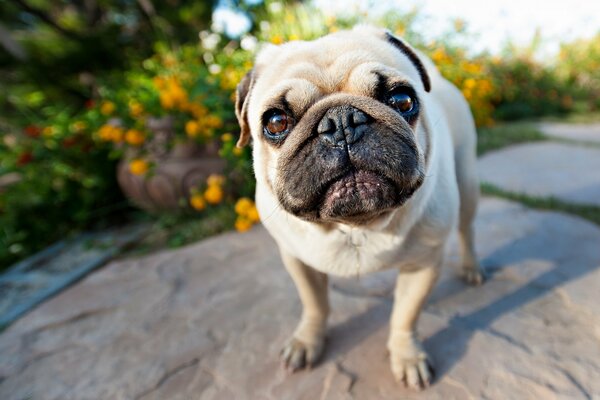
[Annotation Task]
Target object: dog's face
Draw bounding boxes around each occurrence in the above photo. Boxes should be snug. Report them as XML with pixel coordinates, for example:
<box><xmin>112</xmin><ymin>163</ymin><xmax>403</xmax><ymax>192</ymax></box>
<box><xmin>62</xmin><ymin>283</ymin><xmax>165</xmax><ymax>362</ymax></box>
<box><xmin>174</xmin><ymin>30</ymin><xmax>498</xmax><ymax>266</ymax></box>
<box><xmin>236</xmin><ymin>27</ymin><xmax>432</xmax><ymax>225</ymax></box>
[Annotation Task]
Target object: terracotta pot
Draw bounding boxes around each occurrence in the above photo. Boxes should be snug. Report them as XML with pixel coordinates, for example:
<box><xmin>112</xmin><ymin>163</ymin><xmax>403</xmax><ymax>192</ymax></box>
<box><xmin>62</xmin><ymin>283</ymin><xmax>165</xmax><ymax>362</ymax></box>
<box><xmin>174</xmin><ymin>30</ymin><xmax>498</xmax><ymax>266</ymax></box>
<box><xmin>117</xmin><ymin>116</ymin><xmax>226</xmax><ymax>212</ymax></box>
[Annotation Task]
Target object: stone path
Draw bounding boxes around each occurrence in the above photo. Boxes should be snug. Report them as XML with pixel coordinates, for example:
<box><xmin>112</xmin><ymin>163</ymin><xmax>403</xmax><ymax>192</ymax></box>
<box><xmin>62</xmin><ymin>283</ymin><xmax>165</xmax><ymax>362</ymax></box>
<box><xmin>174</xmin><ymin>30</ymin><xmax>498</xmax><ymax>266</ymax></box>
<box><xmin>0</xmin><ymin>225</ymin><xmax>147</xmax><ymax>328</ymax></box>
<box><xmin>478</xmin><ymin>141</ymin><xmax>600</xmax><ymax>206</ymax></box>
<box><xmin>1</xmin><ymin>123</ymin><xmax>600</xmax><ymax>399</ymax></box>
<box><xmin>538</xmin><ymin>122</ymin><xmax>600</xmax><ymax>144</ymax></box>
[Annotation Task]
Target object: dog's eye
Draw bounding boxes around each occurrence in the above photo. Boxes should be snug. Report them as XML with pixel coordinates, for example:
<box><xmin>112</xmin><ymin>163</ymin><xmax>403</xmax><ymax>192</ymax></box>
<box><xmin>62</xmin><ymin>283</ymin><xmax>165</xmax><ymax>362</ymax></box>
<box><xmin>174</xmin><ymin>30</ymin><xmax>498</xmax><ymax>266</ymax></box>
<box><xmin>263</xmin><ymin>109</ymin><xmax>291</xmax><ymax>140</ymax></box>
<box><xmin>389</xmin><ymin>92</ymin><xmax>415</xmax><ymax>114</ymax></box>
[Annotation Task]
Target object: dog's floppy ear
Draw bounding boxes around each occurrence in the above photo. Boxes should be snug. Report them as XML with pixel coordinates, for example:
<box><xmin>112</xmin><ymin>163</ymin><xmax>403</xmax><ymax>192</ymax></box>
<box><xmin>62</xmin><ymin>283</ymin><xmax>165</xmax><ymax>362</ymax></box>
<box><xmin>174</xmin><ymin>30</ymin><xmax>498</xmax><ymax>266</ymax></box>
<box><xmin>384</xmin><ymin>31</ymin><xmax>431</xmax><ymax>92</ymax></box>
<box><xmin>235</xmin><ymin>69</ymin><xmax>256</xmax><ymax>147</ymax></box>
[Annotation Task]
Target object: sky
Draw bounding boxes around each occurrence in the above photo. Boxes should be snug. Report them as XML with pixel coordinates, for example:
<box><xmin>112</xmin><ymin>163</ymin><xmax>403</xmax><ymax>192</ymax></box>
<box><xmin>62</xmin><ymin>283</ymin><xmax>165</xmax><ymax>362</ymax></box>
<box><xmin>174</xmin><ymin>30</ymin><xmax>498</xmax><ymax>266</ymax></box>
<box><xmin>213</xmin><ymin>0</ymin><xmax>600</xmax><ymax>58</ymax></box>
<box><xmin>314</xmin><ymin>0</ymin><xmax>600</xmax><ymax>56</ymax></box>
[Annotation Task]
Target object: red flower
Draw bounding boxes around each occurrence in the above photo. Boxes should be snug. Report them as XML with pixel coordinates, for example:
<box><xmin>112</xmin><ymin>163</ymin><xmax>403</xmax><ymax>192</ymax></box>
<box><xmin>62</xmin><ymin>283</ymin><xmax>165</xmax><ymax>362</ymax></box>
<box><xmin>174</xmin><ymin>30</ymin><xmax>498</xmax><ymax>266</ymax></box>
<box><xmin>16</xmin><ymin>152</ymin><xmax>34</xmax><ymax>166</ymax></box>
<box><xmin>24</xmin><ymin>125</ymin><xmax>41</xmax><ymax>138</ymax></box>
<box><xmin>62</xmin><ymin>136</ymin><xmax>78</xmax><ymax>148</ymax></box>
<box><xmin>85</xmin><ymin>99</ymin><xmax>95</xmax><ymax>109</ymax></box>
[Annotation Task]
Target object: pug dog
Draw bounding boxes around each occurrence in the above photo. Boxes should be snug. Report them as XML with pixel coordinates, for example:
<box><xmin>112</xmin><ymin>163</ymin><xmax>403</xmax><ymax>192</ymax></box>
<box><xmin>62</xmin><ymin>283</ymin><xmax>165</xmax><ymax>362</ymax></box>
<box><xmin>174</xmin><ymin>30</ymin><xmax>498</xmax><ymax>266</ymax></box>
<box><xmin>234</xmin><ymin>25</ymin><xmax>484</xmax><ymax>390</ymax></box>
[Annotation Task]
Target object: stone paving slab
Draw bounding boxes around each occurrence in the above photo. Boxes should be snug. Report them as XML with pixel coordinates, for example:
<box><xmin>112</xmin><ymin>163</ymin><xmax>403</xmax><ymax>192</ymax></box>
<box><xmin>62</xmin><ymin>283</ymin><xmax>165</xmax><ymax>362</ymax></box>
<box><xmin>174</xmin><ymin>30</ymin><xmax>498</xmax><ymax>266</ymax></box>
<box><xmin>0</xmin><ymin>225</ymin><xmax>147</xmax><ymax>328</ymax></box>
<box><xmin>1</xmin><ymin>197</ymin><xmax>600</xmax><ymax>399</ymax></box>
<box><xmin>538</xmin><ymin>122</ymin><xmax>600</xmax><ymax>144</ymax></box>
<box><xmin>478</xmin><ymin>141</ymin><xmax>600</xmax><ymax>206</ymax></box>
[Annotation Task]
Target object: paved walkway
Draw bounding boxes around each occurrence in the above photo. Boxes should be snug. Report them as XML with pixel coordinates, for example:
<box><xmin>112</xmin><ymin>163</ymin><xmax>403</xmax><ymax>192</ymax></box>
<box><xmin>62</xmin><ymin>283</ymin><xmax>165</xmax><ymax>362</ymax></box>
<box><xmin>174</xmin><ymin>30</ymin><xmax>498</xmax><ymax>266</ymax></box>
<box><xmin>1</xmin><ymin>123</ymin><xmax>600</xmax><ymax>399</ymax></box>
<box><xmin>478</xmin><ymin>141</ymin><xmax>600</xmax><ymax>206</ymax></box>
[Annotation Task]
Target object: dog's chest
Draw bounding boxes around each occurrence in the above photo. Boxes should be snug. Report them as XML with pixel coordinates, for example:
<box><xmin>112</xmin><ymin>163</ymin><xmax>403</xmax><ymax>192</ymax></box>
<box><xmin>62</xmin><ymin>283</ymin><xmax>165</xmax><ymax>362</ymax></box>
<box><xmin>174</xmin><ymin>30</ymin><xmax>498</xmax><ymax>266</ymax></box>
<box><xmin>283</xmin><ymin>223</ymin><xmax>411</xmax><ymax>276</ymax></box>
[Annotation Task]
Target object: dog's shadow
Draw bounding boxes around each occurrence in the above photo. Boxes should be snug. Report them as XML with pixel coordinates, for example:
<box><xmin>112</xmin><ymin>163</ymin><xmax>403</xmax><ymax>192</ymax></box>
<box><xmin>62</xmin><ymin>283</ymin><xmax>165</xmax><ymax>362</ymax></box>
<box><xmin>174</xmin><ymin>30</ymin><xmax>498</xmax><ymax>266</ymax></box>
<box><xmin>320</xmin><ymin>212</ymin><xmax>600</xmax><ymax>382</ymax></box>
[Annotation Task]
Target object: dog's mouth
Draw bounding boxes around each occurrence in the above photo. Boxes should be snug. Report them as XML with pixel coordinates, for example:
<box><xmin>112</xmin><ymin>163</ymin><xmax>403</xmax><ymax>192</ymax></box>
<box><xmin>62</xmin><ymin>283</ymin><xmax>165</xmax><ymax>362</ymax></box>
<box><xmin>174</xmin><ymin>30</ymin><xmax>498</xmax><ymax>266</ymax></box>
<box><xmin>318</xmin><ymin>169</ymin><xmax>408</xmax><ymax>223</ymax></box>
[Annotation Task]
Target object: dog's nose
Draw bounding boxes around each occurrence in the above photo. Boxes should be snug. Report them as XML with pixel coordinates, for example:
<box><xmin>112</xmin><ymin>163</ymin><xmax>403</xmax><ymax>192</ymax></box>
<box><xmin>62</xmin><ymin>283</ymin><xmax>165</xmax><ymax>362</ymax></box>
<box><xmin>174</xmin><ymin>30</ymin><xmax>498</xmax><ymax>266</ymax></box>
<box><xmin>317</xmin><ymin>106</ymin><xmax>369</xmax><ymax>147</ymax></box>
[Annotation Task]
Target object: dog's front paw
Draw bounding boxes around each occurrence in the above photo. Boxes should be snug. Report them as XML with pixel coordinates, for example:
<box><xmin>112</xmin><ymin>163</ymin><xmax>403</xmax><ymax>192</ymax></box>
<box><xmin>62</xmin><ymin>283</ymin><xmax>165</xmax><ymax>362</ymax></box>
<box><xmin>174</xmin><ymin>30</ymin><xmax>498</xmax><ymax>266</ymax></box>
<box><xmin>389</xmin><ymin>334</ymin><xmax>434</xmax><ymax>390</ymax></box>
<box><xmin>280</xmin><ymin>336</ymin><xmax>325</xmax><ymax>372</ymax></box>
<box><xmin>461</xmin><ymin>264</ymin><xmax>485</xmax><ymax>286</ymax></box>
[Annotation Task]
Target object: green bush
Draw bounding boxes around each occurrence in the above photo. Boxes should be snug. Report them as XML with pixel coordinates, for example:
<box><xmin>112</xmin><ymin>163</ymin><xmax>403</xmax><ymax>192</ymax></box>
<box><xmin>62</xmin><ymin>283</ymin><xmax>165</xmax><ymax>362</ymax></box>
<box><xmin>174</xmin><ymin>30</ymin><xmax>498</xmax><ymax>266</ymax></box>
<box><xmin>0</xmin><ymin>106</ymin><xmax>124</xmax><ymax>268</ymax></box>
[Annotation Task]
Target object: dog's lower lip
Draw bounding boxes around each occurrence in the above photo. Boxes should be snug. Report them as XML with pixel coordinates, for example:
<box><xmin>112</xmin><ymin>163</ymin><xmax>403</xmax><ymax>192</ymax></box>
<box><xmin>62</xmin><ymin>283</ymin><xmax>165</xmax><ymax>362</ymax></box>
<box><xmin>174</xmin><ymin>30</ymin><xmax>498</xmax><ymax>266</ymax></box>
<box><xmin>322</xmin><ymin>170</ymin><xmax>390</xmax><ymax>209</ymax></box>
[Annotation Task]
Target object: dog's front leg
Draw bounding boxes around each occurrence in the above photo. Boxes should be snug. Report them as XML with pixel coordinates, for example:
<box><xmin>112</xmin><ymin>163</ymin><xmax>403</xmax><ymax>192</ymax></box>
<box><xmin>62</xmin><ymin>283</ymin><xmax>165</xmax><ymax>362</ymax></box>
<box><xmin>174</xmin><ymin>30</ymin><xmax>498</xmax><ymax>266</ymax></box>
<box><xmin>388</xmin><ymin>249</ymin><xmax>442</xmax><ymax>390</ymax></box>
<box><xmin>279</xmin><ymin>250</ymin><xmax>329</xmax><ymax>372</ymax></box>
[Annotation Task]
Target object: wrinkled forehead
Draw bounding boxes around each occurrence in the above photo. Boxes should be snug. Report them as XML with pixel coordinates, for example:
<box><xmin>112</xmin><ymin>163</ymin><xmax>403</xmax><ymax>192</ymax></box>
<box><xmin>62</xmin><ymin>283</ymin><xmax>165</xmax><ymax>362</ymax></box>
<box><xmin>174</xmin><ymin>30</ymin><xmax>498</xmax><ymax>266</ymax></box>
<box><xmin>251</xmin><ymin>31</ymin><xmax>423</xmax><ymax>117</ymax></box>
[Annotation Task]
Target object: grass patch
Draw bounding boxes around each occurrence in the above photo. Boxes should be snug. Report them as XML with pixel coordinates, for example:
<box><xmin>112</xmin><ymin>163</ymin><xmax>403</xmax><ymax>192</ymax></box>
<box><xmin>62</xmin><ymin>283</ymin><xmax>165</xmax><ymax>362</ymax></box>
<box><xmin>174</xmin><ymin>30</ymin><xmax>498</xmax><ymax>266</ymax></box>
<box><xmin>121</xmin><ymin>205</ymin><xmax>236</xmax><ymax>258</ymax></box>
<box><xmin>477</xmin><ymin>123</ymin><xmax>548</xmax><ymax>155</ymax></box>
<box><xmin>538</xmin><ymin>111</ymin><xmax>600</xmax><ymax>124</ymax></box>
<box><xmin>481</xmin><ymin>182</ymin><xmax>600</xmax><ymax>226</ymax></box>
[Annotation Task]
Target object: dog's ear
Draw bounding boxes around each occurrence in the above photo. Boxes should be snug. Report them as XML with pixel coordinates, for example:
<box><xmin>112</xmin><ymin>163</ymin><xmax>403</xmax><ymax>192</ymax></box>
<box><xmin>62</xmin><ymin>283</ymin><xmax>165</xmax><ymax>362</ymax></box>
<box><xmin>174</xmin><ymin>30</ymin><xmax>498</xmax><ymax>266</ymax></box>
<box><xmin>384</xmin><ymin>31</ymin><xmax>431</xmax><ymax>92</ymax></box>
<box><xmin>235</xmin><ymin>69</ymin><xmax>256</xmax><ymax>147</ymax></box>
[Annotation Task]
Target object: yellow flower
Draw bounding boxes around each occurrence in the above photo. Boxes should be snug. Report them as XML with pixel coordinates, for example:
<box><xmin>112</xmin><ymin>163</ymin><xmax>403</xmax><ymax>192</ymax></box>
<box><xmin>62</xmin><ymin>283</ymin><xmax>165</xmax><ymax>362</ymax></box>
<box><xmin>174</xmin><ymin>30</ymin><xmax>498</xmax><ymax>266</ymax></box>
<box><xmin>129</xmin><ymin>159</ymin><xmax>149</xmax><ymax>175</ymax></box>
<box><xmin>463</xmin><ymin>78</ymin><xmax>476</xmax><ymax>90</ymax></box>
<box><xmin>233</xmin><ymin>147</ymin><xmax>243</xmax><ymax>156</ymax></box>
<box><xmin>188</xmin><ymin>103</ymin><xmax>208</xmax><ymax>118</ymax></box>
<box><xmin>185</xmin><ymin>120</ymin><xmax>200</xmax><ymax>137</ymax></box>
<box><xmin>247</xmin><ymin>206</ymin><xmax>260</xmax><ymax>223</ymax></box>
<box><xmin>160</xmin><ymin>92</ymin><xmax>175</xmax><ymax>109</ymax></box>
<box><xmin>288</xmin><ymin>34</ymin><xmax>299</xmax><ymax>41</ymax></box>
<box><xmin>204</xmin><ymin>185</ymin><xmax>224</xmax><ymax>204</ymax></box>
<box><xmin>100</xmin><ymin>101</ymin><xmax>116</xmax><ymax>116</ymax></box>
<box><xmin>205</xmin><ymin>115</ymin><xmax>223</xmax><ymax>129</ymax></box>
<box><xmin>234</xmin><ymin>197</ymin><xmax>254</xmax><ymax>215</ymax></box>
<box><xmin>190</xmin><ymin>194</ymin><xmax>206</xmax><ymax>211</ymax></box>
<box><xmin>42</xmin><ymin>126</ymin><xmax>56</xmax><ymax>137</ymax></box>
<box><xmin>72</xmin><ymin>121</ymin><xmax>87</xmax><ymax>133</ymax></box>
<box><xmin>163</xmin><ymin>54</ymin><xmax>177</xmax><ymax>68</ymax></box>
<box><xmin>125</xmin><ymin>129</ymin><xmax>145</xmax><ymax>146</ymax></box>
<box><xmin>129</xmin><ymin>102</ymin><xmax>144</xmax><ymax>118</ymax></box>
<box><xmin>235</xmin><ymin>216</ymin><xmax>253</xmax><ymax>233</ymax></box>
<box><xmin>98</xmin><ymin>125</ymin><xmax>113</xmax><ymax>141</ymax></box>
<box><xmin>207</xmin><ymin>174</ymin><xmax>225</xmax><ymax>187</ymax></box>
<box><xmin>221</xmin><ymin>133</ymin><xmax>233</xmax><ymax>142</ymax></box>
<box><xmin>271</xmin><ymin>35</ymin><xmax>283</xmax><ymax>45</ymax></box>
<box><xmin>111</xmin><ymin>127</ymin><xmax>124</xmax><ymax>143</ymax></box>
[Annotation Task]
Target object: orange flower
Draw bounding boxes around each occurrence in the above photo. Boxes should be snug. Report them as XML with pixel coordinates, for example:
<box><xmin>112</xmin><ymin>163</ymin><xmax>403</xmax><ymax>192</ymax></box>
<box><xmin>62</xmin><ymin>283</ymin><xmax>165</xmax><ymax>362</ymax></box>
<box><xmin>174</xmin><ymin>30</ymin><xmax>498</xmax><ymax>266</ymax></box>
<box><xmin>129</xmin><ymin>102</ymin><xmax>144</xmax><ymax>118</ymax></box>
<box><xmin>129</xmin><ymin>159</ymin><xmax>149</xmax><ymax>175</ymax></box>
<box><xmin>100</xmin><ymin>101</ymin><xmax>116</xmax><ymax>116</ymax></box>
<box><xmin>247</xmin><ymin>206</ymin><xmax>260</xmax><ymax>223</ymax></box>
<box><xmin>271</xmin><ymin>35</ymin><xmax>283</xmax><ymax>45</ymax></box>
<box><xmin>235</xmin><ymin>216</ymin><xmax>253</xmax><ymax>233</ymax></box>
<box><xmin>125</xmin><ymin>129</ymin><xmax>145</xmax><ymax>146</ymax></box>
<box><xmin>234</xmin><ymin>197</ymin><xmax>254</xmax><ymax>215</ymax></box>
<box><xmin>185</xmin><ymin>120</ymin><xmax>200</xmax><ymax>138</ymax></box>
<box><xmin>190</xmin><ymin>194</ymin><xmax>206</xmax><ymax>211</ymax></box>
<box><xmin>207</xmin><ymin>174</ymin><xmax>225</xmax><ymax>187</ymax></box>
<box><xmin>204</xmin><ymin>185</ymin><xmax>224</xmax><ymax>204</ymax></box>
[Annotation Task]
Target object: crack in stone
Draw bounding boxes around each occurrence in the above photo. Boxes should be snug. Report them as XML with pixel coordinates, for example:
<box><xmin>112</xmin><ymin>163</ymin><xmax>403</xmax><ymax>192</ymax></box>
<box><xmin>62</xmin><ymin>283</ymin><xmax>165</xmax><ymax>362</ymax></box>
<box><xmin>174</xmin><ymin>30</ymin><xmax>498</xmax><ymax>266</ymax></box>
<box><xmin>484</xmin><ymin>327</ymin><xmax>533</xmax><ymax>354</ymax></box>
<box><xmin>134</xmin><ymin>357</ymin><xmax>200</xmax><ymax>400</ymax></box>
<box><xmin>319</xmin><ymin>360</ymin><xmax>357</xmax><ymax>400</ymax></box>
<box><xmin>0</xmin><ymin>344</ymin><xmax>81</xmax><ymax>383</ymax></box>
<box><xmin>556</xmin><ymin>367</ymin><xmax>592</xmax><ymax>400</ymax></box>
<box><xmin>132</xmin><ymin>329</ymin><xmax>226</xmax><ymax>400</ymax></box>
<box><xmin>23</xmin><ymin>307</ymin><xmax>117</xmax><ymax>340</ymax></box>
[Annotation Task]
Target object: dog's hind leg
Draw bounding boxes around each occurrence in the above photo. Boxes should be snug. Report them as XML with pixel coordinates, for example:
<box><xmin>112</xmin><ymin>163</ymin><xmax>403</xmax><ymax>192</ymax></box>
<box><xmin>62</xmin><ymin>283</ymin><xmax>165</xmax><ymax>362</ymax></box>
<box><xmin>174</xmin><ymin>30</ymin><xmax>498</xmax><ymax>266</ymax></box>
<box><xmin>454</xmin><ymin>125</ymin><xmax>485</xmax><ymax>286</ymax></box>
<box><xmin>279</xmin><ymin>250</ymin><xmax>329</xmax><ymax>372</ymax></box>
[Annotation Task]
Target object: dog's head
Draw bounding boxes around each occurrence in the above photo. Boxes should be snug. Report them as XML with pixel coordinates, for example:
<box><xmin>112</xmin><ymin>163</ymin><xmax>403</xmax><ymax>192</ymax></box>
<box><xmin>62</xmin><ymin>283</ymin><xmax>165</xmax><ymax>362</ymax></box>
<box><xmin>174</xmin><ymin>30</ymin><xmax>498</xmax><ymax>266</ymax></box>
<box><xmin>236</xmin><ymin>26</ymin><xmax>432</xmax><ymax>225</ymax></box>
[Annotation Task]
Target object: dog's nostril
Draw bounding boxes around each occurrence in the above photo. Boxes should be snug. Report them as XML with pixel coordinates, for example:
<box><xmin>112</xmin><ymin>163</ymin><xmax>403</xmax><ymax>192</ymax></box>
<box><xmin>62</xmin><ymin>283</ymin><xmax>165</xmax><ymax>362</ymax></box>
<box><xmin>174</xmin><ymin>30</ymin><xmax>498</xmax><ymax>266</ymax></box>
<box><xmin>317</xmin><ymin>117</ymin><xmax>335</xmax><ymax>135</ymax></box>
<box><xmin>351</xmin><ymin>110</ymin><xmax>368</xmax><ymax>127</ymax></box>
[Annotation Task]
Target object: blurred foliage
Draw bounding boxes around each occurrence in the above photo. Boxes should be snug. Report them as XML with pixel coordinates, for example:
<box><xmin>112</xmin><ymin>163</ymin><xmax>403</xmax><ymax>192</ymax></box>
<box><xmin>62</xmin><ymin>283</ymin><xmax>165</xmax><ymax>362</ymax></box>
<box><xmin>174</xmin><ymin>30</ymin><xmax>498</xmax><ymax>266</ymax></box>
<box><xmin>0</xmin><ymin>0</ymin><xmax>218</xmax><ymax>120</ymax></box>
<box><xmin>1</xmin><ymin>0</ymin><xmax>599</xmax><ymax>268</ymax></box>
